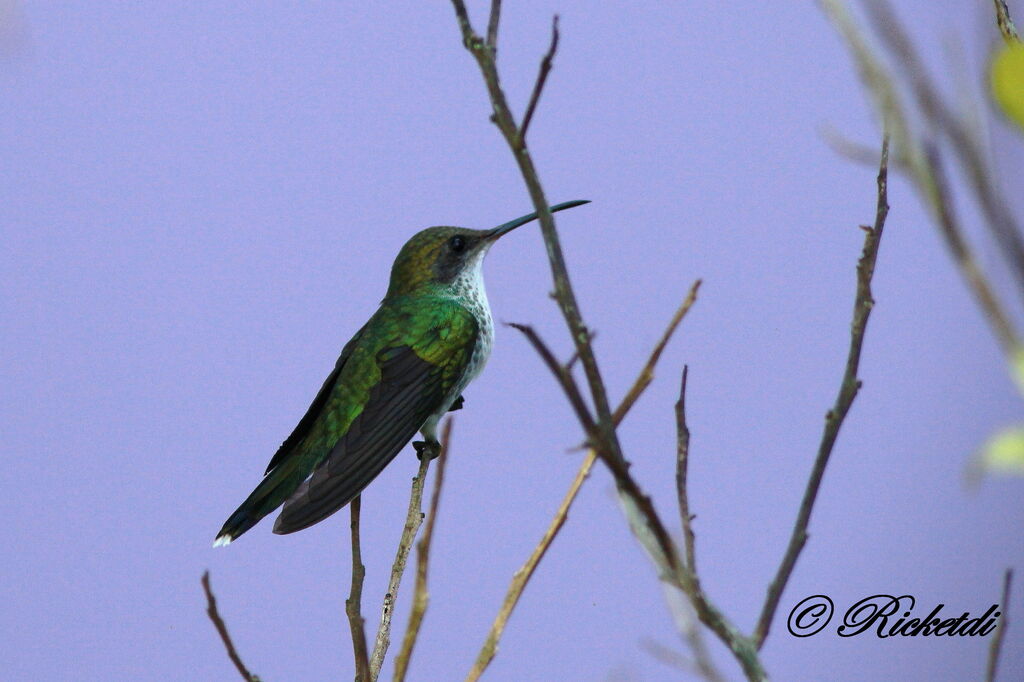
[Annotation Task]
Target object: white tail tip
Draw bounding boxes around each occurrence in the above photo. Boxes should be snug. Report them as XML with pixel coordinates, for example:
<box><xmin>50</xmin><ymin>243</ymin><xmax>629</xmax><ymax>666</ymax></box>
<box><xmin>212</xmin><ymin>534</ymin><xmax>233</xmax><ymax>548</ymax></box>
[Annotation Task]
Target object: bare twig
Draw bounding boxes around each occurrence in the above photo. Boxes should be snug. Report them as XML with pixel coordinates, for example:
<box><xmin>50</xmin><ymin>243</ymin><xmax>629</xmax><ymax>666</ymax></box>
<box><xmin>202</xmin><ymin>572</ymin><xmax>261</xmax><ymax>682</ymax></box>
<box><xmin>368</xmin><ymin>455</ymin><xmax>432</xmax><ymax>680</ymax></box>
<box><xmin>448</xmin><ymin>0</ymin><xmax>627</xmax><ymax>477</ymax></box>
<box><xmin>675</xmin><ymin>366</ymin><xmax>696</xmax><ymax>573</ymax></box>
<box><xmin>519</xmin><ymin>16</ymin><xmax>560</xmax><ymax>142</ymax></box>
<box><xmin>486</xmin><ymin>0</ymin><xmax>501</xmax><ymax>49</ymax></box>
<box><xmin>616</xmin><ymin>281</ymin><xmax>702</xmax><ymax>420</ymax></box>
<box><xmin>464</xmin><ymin>449</ymin><xmax>596</xmax><ymax>682</ymax></box>
<box><xmin>346</xmin><ymin>497</ymin><xmax>370</xmax><ymax>681</ymax></box>
<box><xmin>985</xmin><ymin>568</ymin><xmax>1014</xmax><ymax>682</ymax></box>
<box><xmin>470</xmin><ymin>287</ymin><xmax>703</xmax><ymax>680</ymax></box>
<box><xmin>393</xmin><ymin>419</ymin><xmax>453</xmax><ymax>682</ymax></box>
<box><xmin>993</xmin><ymin>0</ymin><xmax>1020</xmax><ymax>43</ymax></box>
<box><xmin>755</xmin><ymin>134</ymin><xmax>890</xmax><ymax>648</ymax></box>
<box><xmin>508</xmin><ymin>322</ymin><xmax>597</xmax><ymax>434</ymax></box>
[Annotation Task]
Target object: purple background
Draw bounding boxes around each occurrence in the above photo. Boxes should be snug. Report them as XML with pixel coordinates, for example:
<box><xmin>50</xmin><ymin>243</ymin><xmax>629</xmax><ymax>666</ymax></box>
<box><xmin>3</xmin><ymin>2</ymin><xmax>1023</xmax><ymax>680</ymax></box>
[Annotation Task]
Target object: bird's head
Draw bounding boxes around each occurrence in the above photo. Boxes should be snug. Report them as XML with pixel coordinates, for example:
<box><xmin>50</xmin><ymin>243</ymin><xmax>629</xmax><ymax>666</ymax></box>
<box><xmin>384</xmin><ymin>200</ymin><xmax>589</xmax><ymax>297</ymax></box>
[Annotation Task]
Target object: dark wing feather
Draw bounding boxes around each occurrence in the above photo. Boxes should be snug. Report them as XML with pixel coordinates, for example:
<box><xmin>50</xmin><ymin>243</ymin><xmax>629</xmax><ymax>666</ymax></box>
<box><xmin>263</xmin><ymin>325</ymin><xmax>366</xmax><ymax>475</ymax></box>
<box><xmin>272</xmin><ymin>329</ymin><xmax>475</xmax><ymax>534</ymax></box>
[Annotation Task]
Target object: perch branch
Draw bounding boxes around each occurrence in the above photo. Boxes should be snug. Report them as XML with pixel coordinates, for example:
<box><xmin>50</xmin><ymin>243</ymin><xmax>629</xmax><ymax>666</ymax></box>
<box><xmin>346</xmin><ymin>497</ymin><xmax>370</xmax><ymax>681</ymax></box>
<box><xmin>368</xmin><ymin>453</ymin><xmax>432</xmax><ymax>679</ymax></box>
<box><xmin>393</xmin><ymin>419</ymin><xmax>453</xmax><ymax>681</ymax></box>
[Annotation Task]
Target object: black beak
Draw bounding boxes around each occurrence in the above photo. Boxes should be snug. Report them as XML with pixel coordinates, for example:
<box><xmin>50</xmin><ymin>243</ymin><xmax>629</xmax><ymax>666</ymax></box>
<box><xmin>484</xmin><ymin>199</ymin><xmax>590</xmax><ymax>240</ymax></box>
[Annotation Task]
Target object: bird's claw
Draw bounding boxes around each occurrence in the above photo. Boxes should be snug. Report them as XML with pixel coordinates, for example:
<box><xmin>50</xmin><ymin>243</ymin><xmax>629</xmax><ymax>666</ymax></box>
<box><xmin>448</xmin><ymin>394</ymin><xmax>464</xmax><ymax>412</ymax></box>
<box><xmin>413</xmin><ymin>439</ymin><xmax>441</xmax><ymax>461</ymax></box>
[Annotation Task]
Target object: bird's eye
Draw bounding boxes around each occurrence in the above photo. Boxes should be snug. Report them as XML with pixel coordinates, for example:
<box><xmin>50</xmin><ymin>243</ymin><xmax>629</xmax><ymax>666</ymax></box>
<box><xmin>448</xmin><ymin>235</ymin><xmax>467</xmax><ymax>253</ymax></box>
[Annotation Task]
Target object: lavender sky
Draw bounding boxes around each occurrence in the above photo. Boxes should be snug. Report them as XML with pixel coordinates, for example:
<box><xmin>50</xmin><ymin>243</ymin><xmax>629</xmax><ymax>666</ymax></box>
<box><xmin>3</xmin><ymin>2</ymin><xmax>1023</xmax><ymax>680</ymax></box>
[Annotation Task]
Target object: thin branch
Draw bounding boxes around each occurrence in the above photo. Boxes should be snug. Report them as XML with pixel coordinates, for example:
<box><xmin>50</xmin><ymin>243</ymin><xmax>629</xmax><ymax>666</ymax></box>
<box><xmin>985</xmin><ymin>568</ymin><xmax>1014</xmax><ymax>682</ymax></box>
<box><xmin>466</xmin><ymin>450</ymin><xmax>597</xmax><ymax>682</ymax></box>
<box><xmin>448</xmin><ymin>0</ymin><xmax>627</xmax><ymax>479</ymax></box>
<box><xmin>445</xmin><ymin>6</ymin><xmax>764</xmax><ymax>677</ymax></box>
<box><xmin>993</xmin><ymin>0</ymin><xmax>1020</xmax><ymax>43</ymax></box>
<box><xmin>202</xmin><ymin>572</ymin><xmax>261</xmax><ymax>682</ymax></box>
<box><xmin>923</xmin><ymin>142</ymin><xmax>1020</xmax><ymax>353</ymax></box>
<box><xmin>368</xmin><ymin>454</ymin><xmax>432</xmax><ymax>680</ymax></box>
<box><xmin>616</xmin><ymin>281</ymin><xmax>701</xmax><ymax>420</ymax></box>
<box><xmin>486</xmin><ymin>0</ymin><xmax>501</xmax><ymax>49</ymax></box>
<box><xmin>675</xmin><ymin>366</ymin><xmax>696</xmax><ymax>573</ymax></box>
<box><xmin>519</xmin><ymin>15</ymin><xmax>560</xmax><ymax>142</ymax></box>
<box><xmin>346</xmin><ymin>497</ymin><xmax>370</xmax><ymax>682</ymax></box>
<box><xmin>755</xmin><ymin>134</ymin><xmax>890</xmax><ymax>648</ymax></box>
<box><xmin>393</xmin><ymin>419</ymin><xmax>453</xmax><ymax>682</ymax></box>
<box><xmin>470</xmin><ymin>287</ymin><xmax>703</xmax><ymax>680</ymax></box>
<box><xmin>507</xmin><ymin>322</ymin><xmax>598</xmax><ymax>434</ymax></box>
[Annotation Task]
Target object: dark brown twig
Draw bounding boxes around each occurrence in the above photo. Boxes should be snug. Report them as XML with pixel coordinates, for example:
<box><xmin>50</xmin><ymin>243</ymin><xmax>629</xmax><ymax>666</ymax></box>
<box><xmin>507</xmin><ymin>322</ymin><xmax>597</xmax><ymax>434</ymax></box>
<box><xmin>519</xmin><ymin>16</ymin><xmax>560</xmax><ymax>142</ymax></box>
<box><xmin>675</xmin><ymin>366</ymin><xmax>696</xmax><ymax>573</ymax></box>
<box><xmin>202</xmin><ymin>571</ymin><xmax>261</xmax><ymax>682</ymax></box>
<box><xmin>346</xmin><ymin>497</ymin><xmax>370</xmax><ymax>681</ymax></box>
<box><xmin>985</xmin><ymin>568</ymin><xmax>1014</xmax><ymax>682</ymax></box>
<box><xmin>486</xmin><ymin>0</ymin><xmax>501</xmax><ymax>49</ymax></box>
<box><xmin>755</xmin><ymin>134</ymin><xmax>890</xmax><ymax>648</ymax></box>
<box><xmin>369</xmin><ymin>454</ymin><xmax>432</xmax><ymax>679</ymax></box>
<box><xmin>393</xmin><ymin>419</ymin><xmax>453</xmax><ymax>681</ymax></box>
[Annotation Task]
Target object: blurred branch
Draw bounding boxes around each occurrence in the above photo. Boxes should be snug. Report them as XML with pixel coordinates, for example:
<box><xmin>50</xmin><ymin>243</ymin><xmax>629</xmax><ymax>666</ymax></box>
<box><xmin>993</xmin><ymin>0</ymin><xmax>1020</xmax><ymax>43</ymax></box>
<box><xmin>202</xmin><ymin>571</ymin><xmax>262</xmax><ymax>682</ymax></box>
<box><xmin>755</xmin><ymin>134</ymin><xmax>890</xmax><ymax>648</ymax></box>
<box><xmin>393</xmin><ymin>419</ymin><xmax>453</xmax><ymax>682</ymax></box>
<box><xmin>368</xmin><ymin>453</ymin><xmax>433</xmax><ymax>679</ymax></box>
<box><xmin>985</xmin><ymin>568</ymin><xmax>1014</xmax><ymax>682</ymax></box>
<box><xmin>865</xmin><ymin>0</ymin><xmax>1024</xmax><ymax>300</ymax></box>
<box><xmin>819</xmin><ymin>0</ymin><xmax>1022</xmax><ymax>354</ymax></box>
<box><xmin>469</xmin><ymin>283</ymin><xmax>702</xmax><ymax>681</ymax></box>
<box><xmin>345</xmin><ymin>497</ymin><xmax>370</xmax><ymax>681</ymax></box>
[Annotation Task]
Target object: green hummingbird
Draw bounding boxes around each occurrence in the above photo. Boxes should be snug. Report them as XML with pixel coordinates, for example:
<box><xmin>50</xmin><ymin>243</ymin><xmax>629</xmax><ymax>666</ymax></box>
<box><xmin>214</xmin><ymin>200</ymin><xmax>589</xmax><ymax>546</ymax></box>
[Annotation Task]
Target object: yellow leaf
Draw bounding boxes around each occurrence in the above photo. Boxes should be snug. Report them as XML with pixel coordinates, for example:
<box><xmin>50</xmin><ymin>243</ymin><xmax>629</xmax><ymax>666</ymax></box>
<box><xmin>978</xmin><ymin>426</ymin><xmax>1024</xmax><ymax>476</ymax></box>
<box><xmin>991</xmin><ymin>43</ymin><xmax>1024</xmax><ymax>130</ymax></box>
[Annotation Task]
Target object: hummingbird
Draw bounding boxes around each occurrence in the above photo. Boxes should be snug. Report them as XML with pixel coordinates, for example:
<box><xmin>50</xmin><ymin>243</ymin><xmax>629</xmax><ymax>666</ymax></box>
<box><xmin>214</xmin><ymin>199</ymin><xmax>589</xmax><ymax>546</ymax></box>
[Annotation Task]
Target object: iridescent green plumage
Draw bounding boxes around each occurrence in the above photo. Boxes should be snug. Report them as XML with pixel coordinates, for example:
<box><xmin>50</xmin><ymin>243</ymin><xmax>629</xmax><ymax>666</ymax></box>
<box><xmin>214</xmin><ymin>200</ymin><xmax>588</xmax><ymax>545</ymax></box>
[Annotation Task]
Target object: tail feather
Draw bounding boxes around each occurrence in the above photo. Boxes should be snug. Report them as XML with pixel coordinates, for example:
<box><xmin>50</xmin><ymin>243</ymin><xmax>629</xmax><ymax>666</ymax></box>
<box><xmin>213</xmin><ymin>458</ymin><xmax>308</xmax><ymax>546</ymax></box>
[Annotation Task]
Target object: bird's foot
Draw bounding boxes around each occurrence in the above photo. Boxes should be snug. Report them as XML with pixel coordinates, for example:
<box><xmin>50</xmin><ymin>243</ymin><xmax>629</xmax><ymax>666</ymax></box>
<box><xmin>413</xmin><ymin>439</ymin><xmax>441</xmax><ymax>461</ymax></box>
<box><xmin>448</xmin><ymin>394</ymin><xmax>464</xmax><ymax>412</ymax></box>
